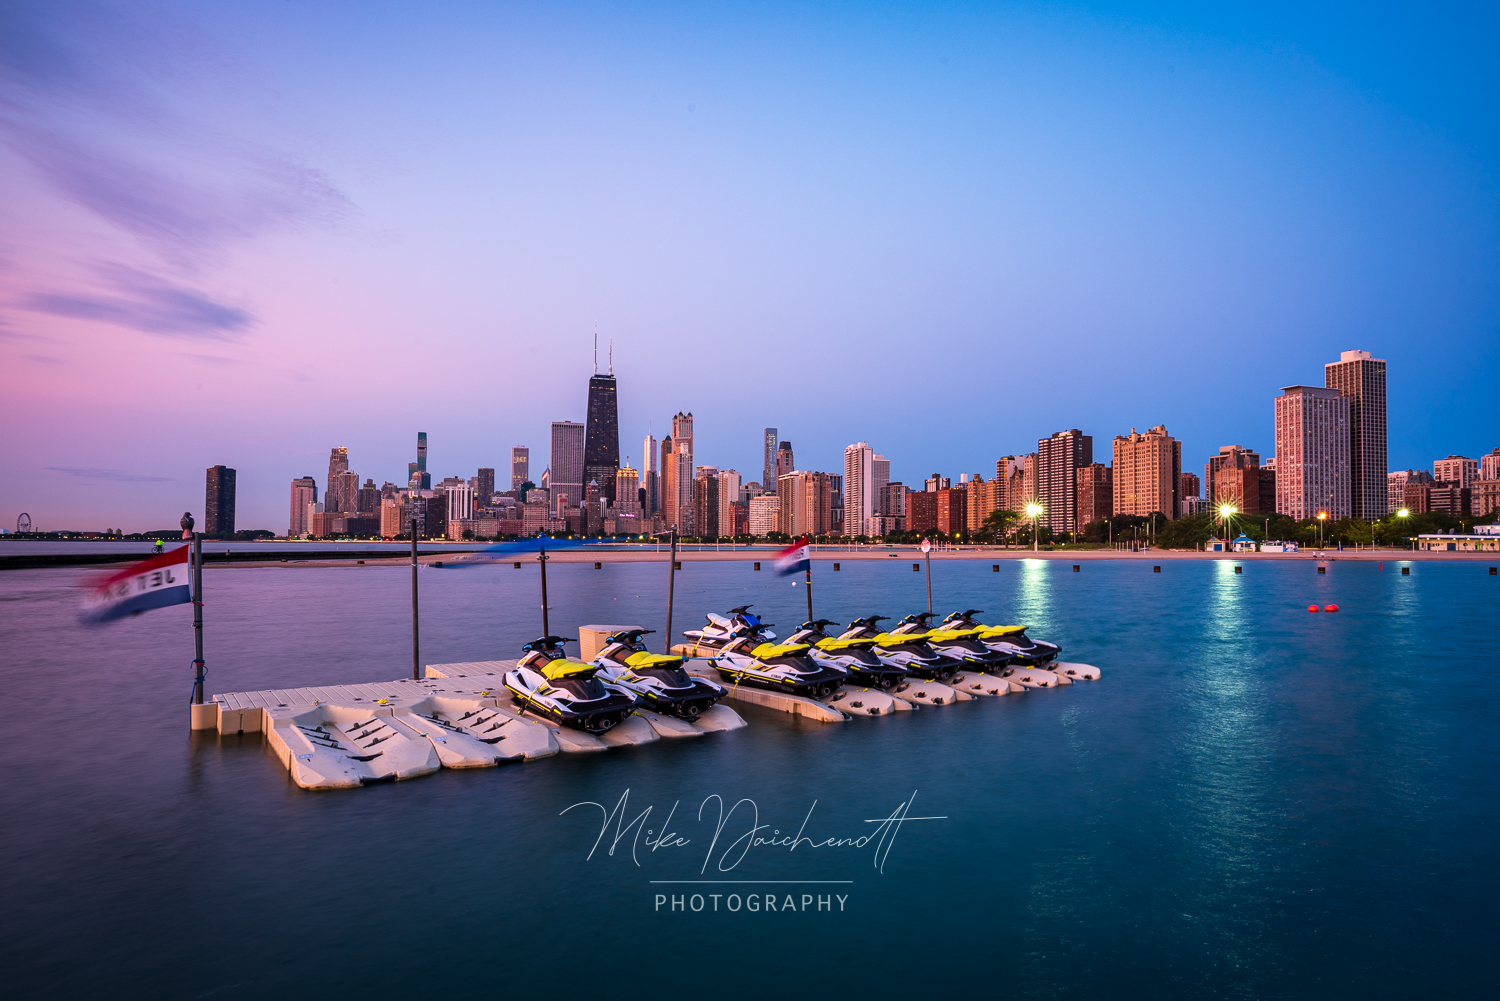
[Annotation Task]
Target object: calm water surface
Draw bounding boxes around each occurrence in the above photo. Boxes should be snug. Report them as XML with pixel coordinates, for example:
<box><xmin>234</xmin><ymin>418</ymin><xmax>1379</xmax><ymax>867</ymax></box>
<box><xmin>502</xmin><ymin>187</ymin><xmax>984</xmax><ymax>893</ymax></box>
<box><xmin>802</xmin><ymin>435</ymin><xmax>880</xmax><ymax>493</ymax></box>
<box><xmin>0</xmin><ymin>557</ymin><xmax>1493</xmax><ymax>998</ymax></box>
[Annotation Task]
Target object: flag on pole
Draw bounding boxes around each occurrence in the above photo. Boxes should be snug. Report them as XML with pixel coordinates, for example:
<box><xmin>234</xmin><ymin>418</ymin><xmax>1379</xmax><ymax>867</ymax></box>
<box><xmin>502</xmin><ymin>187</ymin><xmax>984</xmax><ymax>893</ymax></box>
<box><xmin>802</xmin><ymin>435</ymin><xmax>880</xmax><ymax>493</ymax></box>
<box><xmin>773</xmin><ymin>536</ymin><xmax>810</xmax><ymax>575</ymax></box>
<box><xmin>81</xmin><ymin>545</ymin><xmax>192</xmax><ymax>623</ymax></box>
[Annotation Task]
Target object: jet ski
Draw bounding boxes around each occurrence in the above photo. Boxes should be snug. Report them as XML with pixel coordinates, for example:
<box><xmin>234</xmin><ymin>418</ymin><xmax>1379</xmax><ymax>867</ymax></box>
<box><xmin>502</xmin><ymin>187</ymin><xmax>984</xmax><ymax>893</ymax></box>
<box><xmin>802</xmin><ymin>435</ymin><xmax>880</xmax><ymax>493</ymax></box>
<box><xmin>682</xmin><ymin>606</ymin><xmax>849</xmax><ymax>698</ymax></box>
<box><xmin>590</xmin><ymin>628</ymin><xmax>727</xmax><ymax>719</ymax></box>
<box><xmin>839</xmin><ymin>615</ymin><xmax>962</xmax><ymax>682</ymax></box>
<box><xmin>941</xmin><ymin>610</ymin><xmax>1062</xmax><ymax>666</ymax></box>
<box><xmin>890</xmin><ymin>612</ymin><xmax>1009</xmax><ymax>669</ymax></box>
<box><xmin>503</xmin><ymin>636</ymin><xmax>640</xmax><ymax>732</ymax></box>
<box><xmin>784</xmin><ymin>620</ymin><xmax>907</xmax><ymax>690</ymax></box>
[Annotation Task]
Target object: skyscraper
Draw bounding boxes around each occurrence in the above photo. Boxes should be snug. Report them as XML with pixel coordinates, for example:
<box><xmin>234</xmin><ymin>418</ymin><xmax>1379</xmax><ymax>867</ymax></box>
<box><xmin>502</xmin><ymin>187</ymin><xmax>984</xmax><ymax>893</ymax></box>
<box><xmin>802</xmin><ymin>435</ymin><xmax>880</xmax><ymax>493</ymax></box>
<box><xmin>1036</xmin><ymin>430</ymin><xmax>1093</xmax><ymax>534</ymax></box>
<box><xmin>872</xmin><ymin>454</ymin><xmax>890</xmax><ymax>516</ymax></box>
<box><xmin>1111</xmin><ymin>427</ymin><xmax>1181</xmax><ymax>519</ymax></box>
<box><xmin>510</xmin><ymin>446</ymin><xmax>529</xmax><ymax>490</ymax></box>
<box><xmin>642</xmin><ymin>434</ymin><xmax>658</xmax><ymax>514</ymax></box>
<box><xmin>1205</xmin><ymin>446</ymin><xmax>1265</xmax><ymax>514</ymax></box>
<box><xmin>1274</xmin><ymin>386</ymin><xmax>1351</xmax><ymax>520</ymax></box>
<box><xmin>672</xmin><ymin>412</ymin><xmax>694</xmax><ymax>457</ymax></box>
<box><xmin>843</xmin><ymin>442</ymin><xmax>875</xmax><ymax>538</ymax></box>
<box><xmin>476</xmin><ymin>468</ymin><xmax>495</xmax><ymax>505</ymax></box>
<box><xmin>583</xmin><ymin>361</ymin><xmax>620</xmax><ymax>503</ymax></box>
<box><xmin>408</xmin><ymin>432</ymin><xmax>430</xmax><ymax>489</ymax></box>
<box><xmin>1432</xmin><ymin>455</ymin><xmax>1478</xmax><ymax>488</ymax></box>
<box><xmin>205</xmin><ymin>465</ymin><xmax>236</xmax><ymax>540</ymax></box>
<box><xmin>550</xmin><ymin>421</ymin><xmax>585</xmax><ymax>510</ymax></box>
<box><xmin>763</xmin><ymin>428</ymin><xmax>778</xmax><ymax>490</ymax></box>
<box><xmin>327</xmin><ymin>447</ymin><xmax>349</xmax><ymax>508</ymax></box>
<box><xmin>1324</xmin><ymin>349</ymin><xmax>1388</xmax><ymax>519</ymax></box>
<box><xmin>717</xmin><ymin>468</ymin><xmax>741</xmax><ymax>539</ymax></box>
<box><xmin>289</xmin><ymin>476</ymin><xmax>317</xmax><ymax>537</ymax></box>
<box><xmin>776</xmin><ymin>440</ymin><xmax>794</xmax><ymax>480</ymax></box>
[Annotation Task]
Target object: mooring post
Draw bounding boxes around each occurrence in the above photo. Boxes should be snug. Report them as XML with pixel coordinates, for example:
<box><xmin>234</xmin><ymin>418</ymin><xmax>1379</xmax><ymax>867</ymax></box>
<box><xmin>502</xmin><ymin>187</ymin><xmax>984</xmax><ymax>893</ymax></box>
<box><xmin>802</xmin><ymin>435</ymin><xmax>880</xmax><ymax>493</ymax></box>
<box><xmin>805</xmin><ymin>563</ymin><xmax>813</xmax><ymax>621</ymax></box>
<box><xmin>192</xmin><ymin>532</ymin><xmax>205</xmax><ymax>705</ymax></box>
<box><xmin>664</xmin><ymin>528</ymin><xmax>678</xmax><ymax>654</ymax></box>
<box><xmin>410</xmin><ymin>516</ymin><xmax>420</xmax><ymax>680</ymax></box>
<box><xmin>538</xmin><ymin>544</ymin><xmax>550</xmax><ymax>636</ymax></box>
<box><xmin>924</xmin><ymin>550</ymin><xmax>933</xmax><ymax>614</ymax></box>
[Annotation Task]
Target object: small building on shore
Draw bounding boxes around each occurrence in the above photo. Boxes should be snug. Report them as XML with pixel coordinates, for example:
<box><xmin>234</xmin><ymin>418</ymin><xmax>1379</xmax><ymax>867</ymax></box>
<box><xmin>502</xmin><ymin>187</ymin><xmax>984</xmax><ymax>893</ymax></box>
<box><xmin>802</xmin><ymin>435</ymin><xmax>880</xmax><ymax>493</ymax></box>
<box><xmin>1232</xmin><ymin>534</ymin><xmax>1257</xmax><ymax>553</ymax></box>
<box><xmin>1415</xmin><ymin>533</ymin><xmax>1500</xmax><ymax>552</ymax></box>
<box><xmin>1260</xmin><ymin>540</ymin><xmax>1299</xmax><ymax>553</ymax></box>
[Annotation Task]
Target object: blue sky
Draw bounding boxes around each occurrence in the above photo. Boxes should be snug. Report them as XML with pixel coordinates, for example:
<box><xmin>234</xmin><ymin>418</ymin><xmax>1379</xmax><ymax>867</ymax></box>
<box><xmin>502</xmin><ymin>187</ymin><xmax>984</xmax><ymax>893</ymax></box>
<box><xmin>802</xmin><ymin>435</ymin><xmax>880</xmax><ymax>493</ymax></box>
<box><xmin>2</xmin><ymin>1</ymin><xmax>1496</xmax><ymax>529</ymax></box>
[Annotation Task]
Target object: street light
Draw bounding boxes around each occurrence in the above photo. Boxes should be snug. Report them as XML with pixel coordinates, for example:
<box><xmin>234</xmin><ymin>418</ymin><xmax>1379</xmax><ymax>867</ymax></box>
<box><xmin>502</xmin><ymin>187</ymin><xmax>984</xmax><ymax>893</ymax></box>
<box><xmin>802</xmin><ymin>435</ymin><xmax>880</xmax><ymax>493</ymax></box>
<box><xmin>1396</xmin><ymin>508</ymin><xmax>1410</xmax><ymax>551</ymax></box>
<box><xmin>1219</xmin><ymin>503</ymin><xmax>1237</xmax><ymax>546</ymax></box>
<box><xmin>1316</xmin><ymin>510</ymin><xmax>1328</xmax><ymax>548</ymax></box>
<box><xmin>1025</xmin><ymin>502</ymin><xmax>1044</xmax><ymax>552</ymax></box>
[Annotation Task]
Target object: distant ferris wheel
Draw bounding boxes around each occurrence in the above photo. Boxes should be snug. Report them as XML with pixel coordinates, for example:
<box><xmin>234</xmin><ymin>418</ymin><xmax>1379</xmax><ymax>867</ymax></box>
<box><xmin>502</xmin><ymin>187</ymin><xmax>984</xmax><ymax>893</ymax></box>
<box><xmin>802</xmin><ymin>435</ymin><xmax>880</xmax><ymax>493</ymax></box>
<box><xmin>16</xmin><ymin>513</ymin><xmax>32</xmax><ymax>533</ymax></box>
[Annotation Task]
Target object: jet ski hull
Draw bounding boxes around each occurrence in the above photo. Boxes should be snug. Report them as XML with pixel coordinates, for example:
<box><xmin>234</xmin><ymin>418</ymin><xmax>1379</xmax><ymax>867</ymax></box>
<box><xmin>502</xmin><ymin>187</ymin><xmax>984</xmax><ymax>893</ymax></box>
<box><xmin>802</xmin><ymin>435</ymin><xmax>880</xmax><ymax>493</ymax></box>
<box><xmin>502</xmin><ymin>671</ymin><xmax>639</xmax><ymax>733</ymax></box>
<box><xmin>712</xmin><ymin>660</ymin><xmax>849</xmax><ymax>699</ymax></box>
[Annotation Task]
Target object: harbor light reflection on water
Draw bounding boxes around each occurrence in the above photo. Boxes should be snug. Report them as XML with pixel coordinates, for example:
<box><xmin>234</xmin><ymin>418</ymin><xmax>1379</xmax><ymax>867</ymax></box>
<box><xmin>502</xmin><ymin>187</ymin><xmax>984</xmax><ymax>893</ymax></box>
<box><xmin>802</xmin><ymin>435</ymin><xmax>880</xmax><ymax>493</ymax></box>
<box><xmin>0</xmin><ymin>556</ymin><xmax>1493</xmax><ymax>997</ymax></box>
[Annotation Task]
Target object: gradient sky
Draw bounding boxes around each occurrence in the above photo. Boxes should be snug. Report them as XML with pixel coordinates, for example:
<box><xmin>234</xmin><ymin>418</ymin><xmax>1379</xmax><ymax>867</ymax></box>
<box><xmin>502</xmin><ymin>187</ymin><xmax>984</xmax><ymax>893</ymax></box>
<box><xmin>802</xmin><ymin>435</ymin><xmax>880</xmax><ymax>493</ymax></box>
<box><xmin>3</xmin><ymin>1</ymin><xmax>1497</xmax><ymax>532</ymax></box>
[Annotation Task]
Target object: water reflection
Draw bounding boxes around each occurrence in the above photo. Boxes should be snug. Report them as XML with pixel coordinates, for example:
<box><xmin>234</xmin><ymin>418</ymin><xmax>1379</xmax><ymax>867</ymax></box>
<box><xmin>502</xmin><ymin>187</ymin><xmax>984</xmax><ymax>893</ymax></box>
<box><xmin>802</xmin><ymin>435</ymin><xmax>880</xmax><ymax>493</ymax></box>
<box><xmin>1015</xmin><ymin>558</ymin><xmax>1052</xmax><ymax>629</ymax></box>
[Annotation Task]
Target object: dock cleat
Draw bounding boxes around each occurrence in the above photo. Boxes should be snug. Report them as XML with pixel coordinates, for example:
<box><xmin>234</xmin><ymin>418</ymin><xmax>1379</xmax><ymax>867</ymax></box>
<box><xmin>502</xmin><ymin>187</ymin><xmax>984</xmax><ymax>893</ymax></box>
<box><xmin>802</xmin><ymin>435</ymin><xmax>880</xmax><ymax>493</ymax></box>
<box><xmin>683</xmin><ymin>607</ymin><xmax>849</xmax><ymax>698</ymax></box>
<box><xmin>503</xmin><ymin>636</ymin><xmax>640</xmax><ymax>732</ymax></box>
<box><xmin>785</xmin><ymin>620</ymin><xmax>907</xmax><ymax>690</ymax></box>
<box><xmin>838</xmin><ymin>615</ymin><xmax>963</xmax><ymax>682</ymax></box>
<box><xmin>591</xmin><ymin>628</ymin><xmax>727</xmax><ymax>720</ymax></box>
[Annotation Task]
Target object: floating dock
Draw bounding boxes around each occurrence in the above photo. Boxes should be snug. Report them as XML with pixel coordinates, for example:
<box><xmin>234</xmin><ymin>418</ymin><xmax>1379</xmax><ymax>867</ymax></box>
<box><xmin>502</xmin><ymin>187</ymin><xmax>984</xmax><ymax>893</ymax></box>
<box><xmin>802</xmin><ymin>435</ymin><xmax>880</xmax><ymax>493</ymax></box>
<box><xmin>207</xmin><ymin>660</ymin><xmax>746</xmax><ymax>790</ymax></box>
<box><xmin>203</xmin><ymin>621</ymin><xmax>1099</xmax><ymax>790</ymax></box>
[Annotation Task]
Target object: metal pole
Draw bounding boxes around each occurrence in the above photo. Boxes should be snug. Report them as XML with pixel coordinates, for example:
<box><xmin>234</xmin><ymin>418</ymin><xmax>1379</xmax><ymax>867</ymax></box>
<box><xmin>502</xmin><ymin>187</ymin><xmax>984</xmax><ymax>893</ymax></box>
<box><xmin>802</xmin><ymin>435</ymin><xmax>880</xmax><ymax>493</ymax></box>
<box><xmin>539</xmin><ymin>544</ymin><xmax>550</xmax><ymax>636</ymax></box>
<box><xmin>411</xmin><ymin>517</ymin><xmax>420</xmax><ymax>680</ymax></box>
<box><xmin>664</xmin><ymin>529</ymin><xmax>678</xmax><ymax>654</ymax></box>
<box><xmin>191</xmin><ymin>532</ymin><xmax>204</xmax><ymax>704</ymax></box>
<box><xmin>924</xmin><ymin>548</ymin><xmax>932</xmax><ymax>614</ymax></box>
<box><xmin>805</xmin><ymin>561</ymin><xmax>813</xmax><ymax>622</ymax></box>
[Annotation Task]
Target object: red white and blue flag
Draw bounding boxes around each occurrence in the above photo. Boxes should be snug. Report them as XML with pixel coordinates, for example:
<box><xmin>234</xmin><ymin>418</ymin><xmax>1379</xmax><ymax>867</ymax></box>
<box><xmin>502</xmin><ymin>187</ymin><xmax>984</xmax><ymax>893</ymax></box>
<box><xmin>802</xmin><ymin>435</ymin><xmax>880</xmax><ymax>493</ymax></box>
<box><xmin>773</xmin><ymin>536</ymin><xmax>810</xmax><ymax>576</ymax></box>
<box><xmin>81</xmin><ymin>546</ymin><xmax>192</xmax><ymax>623</ymax></box>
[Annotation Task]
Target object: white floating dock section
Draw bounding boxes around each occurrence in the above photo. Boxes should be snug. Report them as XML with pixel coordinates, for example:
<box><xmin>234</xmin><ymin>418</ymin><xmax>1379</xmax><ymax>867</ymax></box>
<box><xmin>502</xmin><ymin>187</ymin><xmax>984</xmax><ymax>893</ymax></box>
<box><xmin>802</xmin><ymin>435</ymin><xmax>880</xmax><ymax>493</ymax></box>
<box><xmin>209</xmin><ymin>658</ymin><xmax>745</xmax><ymax>790</ymax></box>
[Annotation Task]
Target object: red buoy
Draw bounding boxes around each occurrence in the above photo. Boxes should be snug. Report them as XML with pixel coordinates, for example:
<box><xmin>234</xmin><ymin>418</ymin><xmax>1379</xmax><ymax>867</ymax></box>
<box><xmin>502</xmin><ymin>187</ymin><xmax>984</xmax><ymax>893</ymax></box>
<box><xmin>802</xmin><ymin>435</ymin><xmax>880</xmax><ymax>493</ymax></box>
<box><xmin>1325</xmin><ymin>604</ymin><xmax>1339</xmax><ymax>613</ymax></box>
<box><xmin>1307</xmin><ymin>604</ymin><xmax>1319</xmax><ymax>612</ymax></box>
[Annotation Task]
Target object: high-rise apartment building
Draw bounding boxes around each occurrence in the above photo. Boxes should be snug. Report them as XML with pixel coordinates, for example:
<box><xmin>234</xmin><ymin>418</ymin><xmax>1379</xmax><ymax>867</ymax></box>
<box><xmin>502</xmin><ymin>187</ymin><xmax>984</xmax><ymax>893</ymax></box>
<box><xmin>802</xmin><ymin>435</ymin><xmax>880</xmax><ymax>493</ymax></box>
<box><xmin>205</xmin><ymin>465</ymin><xmax>236</xmax><ymax>539</ymax></box>
<box><xmin>717</xmin><ymin>469</ymin><xmax>741</xmax><ymax>539</ymax></box>
<box><xmin>1432</xmin><ymin>455</ymin><xmax>1478</xmax><ymax>489</ymax></box>
<box><xmin>660</xmin><ymin>437</ymin><xmax>695</xmax><ymax>533</ymax></box>
<box><xmin>966</xmin><ymin>476</ymin><xmax>1005</xmax><ymax>534</ymax></box>
<box><xmin>445</xmin><ymin>481</ymin><xmax>473</xmax><ymax>525</ymax></box>
<box><xmin>1481</xmin><ymin>448</ymin><xmax>1500</xmax><ymax>482</ymax></box>
<box><xmin>1179</xmin><ymin>472</ymin><xmax>1200</xmax><ymax>500</ymax></box>
<box><xmin>1387</xmin><ymin>470</ymin><xmax>1428</xmax><ymax>512</ymax></box>
<box><xmin>872</xmin><ymin>455</ymin><xmax>890</xmax><ymax>515</ymax></box>
<box><xmin>906</xmin><ymin>490</ymin><xmax>938</xmax><ymax>534</ymax></box>
<box><xmin>614</xmin><ymin>465</ymin><xmax>641</xmax><ymax>516</ymax></box>
<box><xmin>1037</xmin><ymin>430</ymin><xmax>1093</xmax><ymax>534</ymax></box>
<box><xmin>763</xmin><ymin>429</ymin><xmax>778</xmax><ymax>489</ymax></box>
<box><xmin>936</xmin><ymin>486</ymin><xmax>967</xmax><ymax>536</ymax></box>
<box><xmin>1324</xmin><ymin>349</ymin><xmax>1388</xmax><ymax>519</ymax></box>
<box><xmin>475</xmin><ymin>468</ymin><xmax>495</xmax><ymax>506</ymax></box>
<box><xmin>584</xmin><ymin>367</ymin><xmax>620</xmax><ymax>503</ymax></box>
<box><xmin>1112</xmin><ymin>427</ymin><xmax>1181</xmax><ymax>519</ymax></box>
<box><xmin>843</xmin><ymin>442</ymin><xmax>875</xmax><ymax>538</ymax></box>
<box><xmin>289</xmin><ymin>476</ymin><xmax>317</xmax><ymax>537</ymax></box>
<box><xmin>693</xmin><ymin>467</ymin><xmax>721</xmax><ymax>539</ymax></box>
<box><xmin>748</xmin><ymin>494</ymin><xmax>780</xmax><ymax>536</ymax></box>
<box><xmin>1205</xmin><ymin>446</ymin><xmax>1265</xmax><ymax>514</ymax></box>
<box><xmin>550</xmin><ymin>421</ymin><xmax>585</xmax><ymax>510</ymax></box>
<box><xmin>510</xmin><ymin>447</ymin><xmax>529</xmax><ymax>490</ymax></box>
<box><xmin>885</xmin><ymin>482</ymin><xmax>908</xmax><ymax>521</ymax></box>
<box><xmin>1274</xmin><ymin>386</ymin><xmax>1351</xmax><ymax>520</ymax></box>
<box><xmin>358</xmin><ymin>478</ymin><xmax>380</xmax><ymax>514</ymax></box>
<box><xmin>776</xmin><ymin>471</ymin><xmax>835</xmax><ymax>538</ymax></box>
<box><xmin>1077</xmin><ymin>464</ymin><xmax>1113</xmax><ymax>526</ymax></box>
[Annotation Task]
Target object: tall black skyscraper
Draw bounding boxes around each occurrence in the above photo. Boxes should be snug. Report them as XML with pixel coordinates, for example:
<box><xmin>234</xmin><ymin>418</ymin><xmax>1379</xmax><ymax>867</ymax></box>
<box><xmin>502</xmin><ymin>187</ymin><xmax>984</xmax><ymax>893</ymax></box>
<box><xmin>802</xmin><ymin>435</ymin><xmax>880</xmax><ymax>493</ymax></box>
<box><xmin>205</xmin><ymin>465</ymin><xmax>236</xmax><ymax>540</ymax></box>
<box><xmin>583</xmin><ymin>342</ymin><xmax>620</xmax><ymax>503</ymax></box>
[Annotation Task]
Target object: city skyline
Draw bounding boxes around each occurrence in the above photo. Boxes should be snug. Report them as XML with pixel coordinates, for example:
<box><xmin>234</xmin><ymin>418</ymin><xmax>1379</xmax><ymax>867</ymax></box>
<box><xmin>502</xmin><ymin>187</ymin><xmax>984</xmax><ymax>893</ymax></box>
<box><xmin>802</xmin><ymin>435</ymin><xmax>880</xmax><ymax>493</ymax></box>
<box><xmin>4</xmin><ymin>3</ymin><xmax>1499</xmax><ymax>529</ymax></box>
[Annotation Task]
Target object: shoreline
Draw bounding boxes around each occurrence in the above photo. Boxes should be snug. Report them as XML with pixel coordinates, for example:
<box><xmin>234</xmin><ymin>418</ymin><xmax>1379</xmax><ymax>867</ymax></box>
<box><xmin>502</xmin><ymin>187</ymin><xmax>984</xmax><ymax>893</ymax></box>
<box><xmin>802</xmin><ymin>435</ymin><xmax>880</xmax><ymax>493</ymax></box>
<box><xmin>196</xmin><ymin>547</ymin><xmax>1497</xmax><ymax>569</ymax></box>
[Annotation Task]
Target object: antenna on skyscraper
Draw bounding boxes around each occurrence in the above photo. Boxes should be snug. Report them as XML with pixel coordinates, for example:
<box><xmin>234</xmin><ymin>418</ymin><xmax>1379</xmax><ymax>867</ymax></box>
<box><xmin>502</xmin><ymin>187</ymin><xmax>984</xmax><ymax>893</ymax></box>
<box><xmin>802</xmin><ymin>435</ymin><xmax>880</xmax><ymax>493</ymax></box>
<box><xmin>609</xmin><ymin>337</ymin><xmax>613</xmax><ymax>375</ymax></box>
<box><xmin>593</xmin><ymin>328</ymin><xmax>598</xmax><ymax>374</ymax></box>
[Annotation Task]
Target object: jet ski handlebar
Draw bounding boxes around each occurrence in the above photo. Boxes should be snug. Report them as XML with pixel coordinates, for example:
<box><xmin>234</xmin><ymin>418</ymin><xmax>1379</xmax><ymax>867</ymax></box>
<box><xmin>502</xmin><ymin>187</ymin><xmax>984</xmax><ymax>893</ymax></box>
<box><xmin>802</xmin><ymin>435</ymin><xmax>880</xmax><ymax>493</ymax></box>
<box><xmin>522</xmin><ymin>635</ymin><xmax>573</xmax><ymax>653</ymax></box>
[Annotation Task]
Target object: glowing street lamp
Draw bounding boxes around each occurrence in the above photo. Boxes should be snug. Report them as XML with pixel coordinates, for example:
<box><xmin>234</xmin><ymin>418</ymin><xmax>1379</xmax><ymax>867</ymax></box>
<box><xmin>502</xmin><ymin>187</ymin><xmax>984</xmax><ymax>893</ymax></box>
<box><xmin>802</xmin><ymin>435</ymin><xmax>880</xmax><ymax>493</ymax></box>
<box><xmin>1025</xmin><ymin>502</ymin><xmax>1044</xmax><ymax>552</ymax></box>
<box><xmin>1218</xmin><ymin>503</ymin><xmax>1237</xmax><ymax>545</ymax></box>
<box><xmin>1316</xmin><ymin>510</ymin><xmax>1328</xmax><ymax>548</ymax></box>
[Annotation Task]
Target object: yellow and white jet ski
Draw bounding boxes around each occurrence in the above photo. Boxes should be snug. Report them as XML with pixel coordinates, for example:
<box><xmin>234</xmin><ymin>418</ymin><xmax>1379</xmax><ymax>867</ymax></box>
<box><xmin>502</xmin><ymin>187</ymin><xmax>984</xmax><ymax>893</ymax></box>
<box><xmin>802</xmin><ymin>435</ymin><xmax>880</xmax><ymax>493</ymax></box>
<box><xmin>839</xmin><ymin>615</ymin><xmax>962</xmax><ymax>682</ymax></box>
<box><xmin>503</xmin><ymin>636</ymin><xmax>640</xmax><ymax>732</ymax></box>
<box><xmin>590</xmin><ymin>628</ymin><xmax>727</xmax><ymax>720</ymax></box>
<box><xmin>682</xmin><ymin>606</ymin><xmax>849</xmax><ymax>698</ymax></box>
<box><xmin>784</xmin><ymin>620</ymin><xmax>907</xmax><ymax>690</ymax></box>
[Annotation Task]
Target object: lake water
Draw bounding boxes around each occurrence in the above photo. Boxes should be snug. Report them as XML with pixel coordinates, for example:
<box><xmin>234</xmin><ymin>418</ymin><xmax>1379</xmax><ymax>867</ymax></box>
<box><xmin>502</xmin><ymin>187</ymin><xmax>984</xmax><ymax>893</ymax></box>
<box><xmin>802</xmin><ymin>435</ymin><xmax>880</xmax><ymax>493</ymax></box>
<box><xmin>1</xmin><ymin>557</ymin><xmax>1493</xmax><ymax>998</ymax></box>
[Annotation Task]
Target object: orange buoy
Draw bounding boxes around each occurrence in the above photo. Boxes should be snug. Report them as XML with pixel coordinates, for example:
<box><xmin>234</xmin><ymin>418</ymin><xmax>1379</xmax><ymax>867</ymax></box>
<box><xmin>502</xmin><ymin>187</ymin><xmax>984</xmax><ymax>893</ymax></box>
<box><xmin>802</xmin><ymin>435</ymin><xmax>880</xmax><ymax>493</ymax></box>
<box><xmin>1307</xmin><ymin>604</ymin><xmax>1319</xmax><ymax>612</ymax></box>
<box><xmin>1325</xmin><ymin>604</ymin><xmax>1339</xmax><ymax>612</ymax></box>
